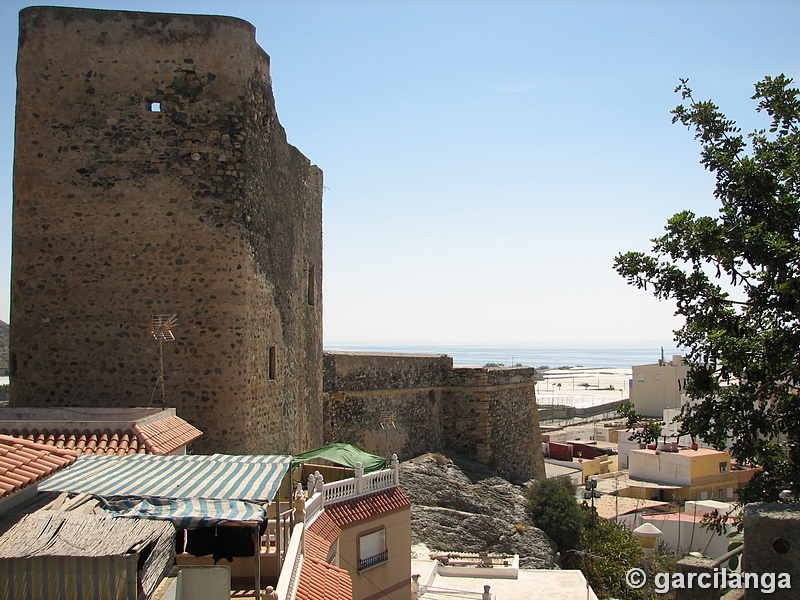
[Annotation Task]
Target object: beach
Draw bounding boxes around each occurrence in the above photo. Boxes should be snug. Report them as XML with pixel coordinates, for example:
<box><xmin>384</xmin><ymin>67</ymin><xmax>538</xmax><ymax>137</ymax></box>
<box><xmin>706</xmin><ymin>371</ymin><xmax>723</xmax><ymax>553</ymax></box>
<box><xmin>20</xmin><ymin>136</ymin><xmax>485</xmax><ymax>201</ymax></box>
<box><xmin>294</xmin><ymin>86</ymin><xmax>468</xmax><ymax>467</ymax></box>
<box><xmin>535</xmin><ymin>366</ymin><xmax>631</xmax><ymax>409</ymax></box>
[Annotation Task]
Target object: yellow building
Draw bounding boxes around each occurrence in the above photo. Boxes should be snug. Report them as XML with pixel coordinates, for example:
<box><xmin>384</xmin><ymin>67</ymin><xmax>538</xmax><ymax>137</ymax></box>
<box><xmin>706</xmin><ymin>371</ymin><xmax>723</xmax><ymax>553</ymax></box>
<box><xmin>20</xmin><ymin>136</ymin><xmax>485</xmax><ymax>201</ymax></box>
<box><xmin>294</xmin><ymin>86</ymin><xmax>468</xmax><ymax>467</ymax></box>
<box><xmin>630</xmin><ymin>355</ymin><xmax>690</xmax><ymax>417</ymax></box>
<box><xmin>620</xmin><ymin>447</ymin><xmax>756</xmax><ymax>504</ymax></box>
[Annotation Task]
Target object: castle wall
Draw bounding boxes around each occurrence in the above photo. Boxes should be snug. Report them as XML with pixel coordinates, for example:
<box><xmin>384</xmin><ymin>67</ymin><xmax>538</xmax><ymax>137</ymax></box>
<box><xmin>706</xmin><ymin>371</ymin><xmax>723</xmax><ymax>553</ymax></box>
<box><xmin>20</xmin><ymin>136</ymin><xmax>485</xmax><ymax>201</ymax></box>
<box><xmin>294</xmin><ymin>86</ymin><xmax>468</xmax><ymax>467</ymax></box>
<box><xmin>323</xmin><ymin>352</ymin><xmax>545</xmax><ymax>482</ymax></box>
<box><xmin>322</xmin><ymin>352</ymin><xmax>451</xmax><ymax>459</ymax></box>
<box><xmin>10</xmin><ymin>7</ymin><xmax>323</xmax><ymax>454</ymax></box>
<box><xmin>442</xmin><ymin>367</ymin><xmax>545</xmax><ymax>483</ymax></box>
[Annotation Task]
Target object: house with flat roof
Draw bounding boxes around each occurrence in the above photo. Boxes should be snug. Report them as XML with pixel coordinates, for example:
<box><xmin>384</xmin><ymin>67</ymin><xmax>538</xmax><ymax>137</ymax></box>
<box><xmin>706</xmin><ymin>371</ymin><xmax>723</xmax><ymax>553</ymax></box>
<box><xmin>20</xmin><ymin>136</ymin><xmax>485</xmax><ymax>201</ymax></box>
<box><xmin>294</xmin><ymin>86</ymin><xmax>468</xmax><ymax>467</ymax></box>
<box><xmin>620</xmin><ymin>447</ymin><xmax>757</xmax><ymax>503</ymax></box>
<box><xmin>630</xmin><ymin>355</ymin><xmax>690</xmax><ymax>417</ymax></box>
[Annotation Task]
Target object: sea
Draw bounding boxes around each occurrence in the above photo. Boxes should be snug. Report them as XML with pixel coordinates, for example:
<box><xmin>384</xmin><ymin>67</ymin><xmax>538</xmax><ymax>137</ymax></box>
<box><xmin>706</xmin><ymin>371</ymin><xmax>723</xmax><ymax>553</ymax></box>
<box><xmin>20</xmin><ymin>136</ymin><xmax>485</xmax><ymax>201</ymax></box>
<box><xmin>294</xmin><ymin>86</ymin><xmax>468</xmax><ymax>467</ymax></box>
<box><xmin>323</xmin><ymin>342</ymin><xmax>685</xmax><ymax>370</ymax></box>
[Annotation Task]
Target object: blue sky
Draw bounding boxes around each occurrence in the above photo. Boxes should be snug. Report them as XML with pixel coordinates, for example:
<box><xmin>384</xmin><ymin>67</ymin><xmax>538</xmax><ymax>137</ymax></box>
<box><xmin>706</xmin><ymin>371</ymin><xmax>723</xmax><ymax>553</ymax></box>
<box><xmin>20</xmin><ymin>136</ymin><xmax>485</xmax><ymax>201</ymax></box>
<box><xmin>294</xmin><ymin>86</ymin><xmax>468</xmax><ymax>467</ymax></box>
<box><xmin>0</xmin><ymin>1</ymin><xmax>798</xmax><ymax>344</ymax></box>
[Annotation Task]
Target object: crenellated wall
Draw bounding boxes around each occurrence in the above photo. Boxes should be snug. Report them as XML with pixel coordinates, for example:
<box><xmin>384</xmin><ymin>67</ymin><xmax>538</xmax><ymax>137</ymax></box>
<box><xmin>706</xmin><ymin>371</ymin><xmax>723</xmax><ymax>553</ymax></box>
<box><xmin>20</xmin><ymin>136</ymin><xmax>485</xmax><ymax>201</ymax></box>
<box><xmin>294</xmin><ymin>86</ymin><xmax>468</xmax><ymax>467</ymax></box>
<box><xmin>323</xmin><ymin>352</ymin><xmax>545</xmax><ymax>483</ymax></box>
<box><xmin>9</xmin><ymin>7</ymin><xmax>323</xmax><ymax>455</ymax></box>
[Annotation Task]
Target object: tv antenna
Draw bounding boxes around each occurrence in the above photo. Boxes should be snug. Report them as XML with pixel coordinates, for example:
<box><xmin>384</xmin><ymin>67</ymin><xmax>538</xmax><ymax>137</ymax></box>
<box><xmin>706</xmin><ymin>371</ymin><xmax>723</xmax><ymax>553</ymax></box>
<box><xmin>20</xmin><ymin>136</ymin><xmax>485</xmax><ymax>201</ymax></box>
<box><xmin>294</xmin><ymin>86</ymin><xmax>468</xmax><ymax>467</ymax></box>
<box><xmin>150</xmin><ymin>314</ymin><xmax>178</xmax><ymax>408</ymax></box>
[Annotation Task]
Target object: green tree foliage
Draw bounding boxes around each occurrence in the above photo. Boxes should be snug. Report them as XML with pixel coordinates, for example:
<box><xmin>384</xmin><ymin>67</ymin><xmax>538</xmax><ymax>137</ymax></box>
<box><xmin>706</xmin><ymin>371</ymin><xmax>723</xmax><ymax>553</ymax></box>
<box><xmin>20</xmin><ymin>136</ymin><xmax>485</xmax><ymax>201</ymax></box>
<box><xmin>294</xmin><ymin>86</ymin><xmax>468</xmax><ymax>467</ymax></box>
<box><xmin>572</xmin><ymin>518</ymin><xmax>644</xmax><ymax>600</ymax></box>
<box><xmin>614</xmin><ymin>75</ymin><xmax>800</xmax><ymax>502</ymax></box>
<box><xmin>617</xmin><ymin>401</ymin><xmax>665</xmax><ymax>446</ymax></box>
<box><xmin>526</xmin><ymin>476</ymin><xmax>585</xmax><ymax>552</ymax></box>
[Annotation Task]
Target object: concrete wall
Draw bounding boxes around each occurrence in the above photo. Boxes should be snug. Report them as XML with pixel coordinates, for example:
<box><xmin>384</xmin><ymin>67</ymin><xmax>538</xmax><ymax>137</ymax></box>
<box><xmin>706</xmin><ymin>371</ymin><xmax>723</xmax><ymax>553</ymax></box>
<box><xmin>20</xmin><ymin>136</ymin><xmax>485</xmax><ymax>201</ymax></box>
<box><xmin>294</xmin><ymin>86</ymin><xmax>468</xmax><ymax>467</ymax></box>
<box><xmin>742</xmin><ymin>503</ymin><xmax>800</xmax><ymax>600</ymax></box>
<box><xmin>10</xmin><ymin>7</ymin><xmax>323</xmax><ymax>455</ymax></box>
<box><xmin>323</xmin><ymin>352</ymin><xmax>545</xmax><ymax>483</ymax></box>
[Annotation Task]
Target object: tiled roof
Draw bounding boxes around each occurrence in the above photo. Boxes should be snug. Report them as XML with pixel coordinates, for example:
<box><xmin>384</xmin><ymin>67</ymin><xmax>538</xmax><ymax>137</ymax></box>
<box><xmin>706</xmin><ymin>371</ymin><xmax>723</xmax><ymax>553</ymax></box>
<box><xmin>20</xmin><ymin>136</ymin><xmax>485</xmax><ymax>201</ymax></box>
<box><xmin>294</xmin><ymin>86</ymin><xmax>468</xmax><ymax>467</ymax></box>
<box><xmin>0</xmin><ymin>434</ymin><xmax>77</xmax><ymax>500</ymax></box>
<box><xmin>324</xmin><ymin>486</ymin><xmax>411</xmax><ymax>528</ymax></box>
<box><xmin>1</xmin><ymin>416</ymin><xmax>201</xmax><ymax>456</ymax></box>
<box><xmin>134</xmin><ymin>416</ymin><xmax>202</xmax><ymax>454</ymax></box>
<box><xmin>296</xmin><ymin>556</ymin><xmax>353</xmax><ymax>600</ymax></box>
<box><xmin>1</xmin><ymin>428</ymin><xmax>148</xmax><ymax>456</ymax></box>
<box><xmin>305</xmin><ymin>510</ymin><xmax>342</xmax><ymax>562</ymax></box>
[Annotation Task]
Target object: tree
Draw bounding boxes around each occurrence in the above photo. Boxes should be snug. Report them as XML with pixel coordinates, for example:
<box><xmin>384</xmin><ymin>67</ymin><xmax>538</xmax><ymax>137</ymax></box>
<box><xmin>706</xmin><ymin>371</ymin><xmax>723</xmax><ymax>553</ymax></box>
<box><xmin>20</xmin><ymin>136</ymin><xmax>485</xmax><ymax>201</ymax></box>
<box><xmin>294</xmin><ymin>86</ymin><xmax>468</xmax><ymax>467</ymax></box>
<box><xmin>573</xmin><ymin>518</ymin><xmax>644</xmax><ymax>600</ymax></box>
<box><xmin>526</xmin><ymin>476</ymin><xmax>585</xmax><ymax>552</ymax></box>
<box><xmin>614</xmin><ymin>75</ymin><xmax>800</xmax><ymax>502</ymax></box>
<box><xmin>617</xmin><ymin>401</ymin><xmax>665</xmax><ymax>446</ymax></box>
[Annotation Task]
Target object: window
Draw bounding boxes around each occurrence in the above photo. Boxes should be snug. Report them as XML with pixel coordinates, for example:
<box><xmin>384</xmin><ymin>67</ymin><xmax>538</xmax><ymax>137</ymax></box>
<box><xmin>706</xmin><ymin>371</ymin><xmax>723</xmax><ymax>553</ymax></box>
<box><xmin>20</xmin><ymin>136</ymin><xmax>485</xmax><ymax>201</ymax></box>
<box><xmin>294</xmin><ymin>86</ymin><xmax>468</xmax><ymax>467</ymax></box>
<box><xmin>637</xmin><ymin>373</ymin><xmax>645</xmax><ymax>383</ymax></box>
<box><xmin>719</xmin><ymin>462</ymin><xmax>728</xmax><ymax>473</ymax></box>
<box><xmin>268</xmin><ymin>346</ymin><xmax>276</xmax><ymax>380</ymax></box>
<box><xmin>655</xmin><ymin>374</ymin><xmax>661</xmax><ymax>381</ymax></box>
<box><xmin>307</xmin><ymin>264</ymin><xmax>315</xmax><ymax>306</ymax></box>
<box><xmin>358</xmin><ymin>528</ymin><xmax>387</xmax><ymax>571</ymax></box>
<box><xmin>718</xmin><ymin>489</ymin><xmax>724</xmax><ymax>501</ymax></box>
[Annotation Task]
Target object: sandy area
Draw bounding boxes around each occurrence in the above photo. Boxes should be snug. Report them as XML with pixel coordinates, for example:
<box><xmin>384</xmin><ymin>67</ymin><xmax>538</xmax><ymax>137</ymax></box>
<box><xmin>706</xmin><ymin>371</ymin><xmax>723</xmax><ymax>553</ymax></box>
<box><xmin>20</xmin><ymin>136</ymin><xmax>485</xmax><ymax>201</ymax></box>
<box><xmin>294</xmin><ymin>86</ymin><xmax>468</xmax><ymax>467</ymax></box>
<box><xmin>534</xmin><ymin>367</ymin><xmax>631</xmax><ymax>408</ymax></box>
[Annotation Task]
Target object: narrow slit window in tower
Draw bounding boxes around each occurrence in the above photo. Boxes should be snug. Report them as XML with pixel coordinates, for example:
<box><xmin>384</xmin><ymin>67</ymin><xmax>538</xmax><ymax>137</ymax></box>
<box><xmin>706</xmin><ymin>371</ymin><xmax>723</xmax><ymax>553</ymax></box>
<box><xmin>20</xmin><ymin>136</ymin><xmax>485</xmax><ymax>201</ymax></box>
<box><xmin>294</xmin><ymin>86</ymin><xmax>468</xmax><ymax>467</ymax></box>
<box><xmin>268</xmin><ymin>346</ymin><xmax>276</xmax><ymax>380</ymax></box>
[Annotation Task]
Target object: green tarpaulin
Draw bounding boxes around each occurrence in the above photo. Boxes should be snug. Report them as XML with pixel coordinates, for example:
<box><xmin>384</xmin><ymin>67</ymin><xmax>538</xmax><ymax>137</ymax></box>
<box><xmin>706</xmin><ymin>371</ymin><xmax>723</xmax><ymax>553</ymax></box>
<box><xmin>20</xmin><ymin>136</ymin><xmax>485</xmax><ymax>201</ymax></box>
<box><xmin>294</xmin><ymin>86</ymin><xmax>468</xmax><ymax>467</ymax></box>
<box><xmin>291</xmin><ymin>443</ymin><xmax>388</xmax><ymax>473</ymax></box>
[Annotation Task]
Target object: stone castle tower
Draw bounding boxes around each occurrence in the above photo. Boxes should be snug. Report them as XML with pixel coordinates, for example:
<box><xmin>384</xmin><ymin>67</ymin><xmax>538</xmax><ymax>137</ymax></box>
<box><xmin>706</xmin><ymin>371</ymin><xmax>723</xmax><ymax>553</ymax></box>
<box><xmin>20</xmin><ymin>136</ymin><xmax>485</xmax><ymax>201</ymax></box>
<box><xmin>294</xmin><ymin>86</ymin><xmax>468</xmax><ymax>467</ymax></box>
<box><xmin>9</xmin><ymin>7</ymin><xmax>323</xmax><ymax>454</ymax></box>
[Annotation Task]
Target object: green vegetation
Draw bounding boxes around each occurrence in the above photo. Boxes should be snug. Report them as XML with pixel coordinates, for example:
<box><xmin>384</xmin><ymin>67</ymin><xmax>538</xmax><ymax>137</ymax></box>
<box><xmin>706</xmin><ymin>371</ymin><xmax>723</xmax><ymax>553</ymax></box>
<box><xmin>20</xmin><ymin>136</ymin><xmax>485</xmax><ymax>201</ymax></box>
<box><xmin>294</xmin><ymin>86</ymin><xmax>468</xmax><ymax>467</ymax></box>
<box><xmin>572</xmin><ymin>518</ymin><xmax>644</xmax><ymax>600</ymax></box>
<box><xmin>615</xmin><ymin>75</ymin><xmax>800</xmax><ymax>502</ymax></box>
<box><xmin>527</xmin><ymin>477</ymin><xmax>679</xmax><ymax>599</ymax></box>
<box><xmin>526</xmin><ymin>477</ymin><xmax>585</xmax><ymax>553</ymax></box>
<box><xmin>617</xmin><ymin>401</ymin><xmax>665</xmax><ymax>446</ymax></box>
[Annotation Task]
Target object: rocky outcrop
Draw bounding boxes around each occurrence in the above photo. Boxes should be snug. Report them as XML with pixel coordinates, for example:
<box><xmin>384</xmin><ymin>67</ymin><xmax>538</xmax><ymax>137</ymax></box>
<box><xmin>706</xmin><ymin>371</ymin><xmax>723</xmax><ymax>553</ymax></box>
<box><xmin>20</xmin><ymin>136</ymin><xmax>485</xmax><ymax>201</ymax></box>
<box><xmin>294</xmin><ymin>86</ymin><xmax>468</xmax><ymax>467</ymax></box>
<box><xmin>400</xmin><ymin>452</ymin><xmax>557</xmax><ymax>568</ymax></box>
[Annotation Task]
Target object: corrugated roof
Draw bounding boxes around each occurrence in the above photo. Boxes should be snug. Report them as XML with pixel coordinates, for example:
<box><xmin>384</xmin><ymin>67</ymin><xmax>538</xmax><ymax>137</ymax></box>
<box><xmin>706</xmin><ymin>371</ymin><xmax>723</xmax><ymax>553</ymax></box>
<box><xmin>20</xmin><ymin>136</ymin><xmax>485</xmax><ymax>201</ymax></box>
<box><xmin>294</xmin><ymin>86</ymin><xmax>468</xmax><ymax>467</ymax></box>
<box><xmin>39</xmin><ymin>453</ymin><xmax>292</xmax><ymax>503</ymax></box>
<box><xmin>0</xmin><ymin>434</ymin><xmax>77</xmax><ymax>500</ymax></box>
<box><xmin>1</xmin><ymin>415</ymin><xmax>201</xmax><ymax>456</ymax></box>
<box><xmin>324</xmin><ymin>486</ymin><xmax>411</xmax><ymax>527</ymax></box>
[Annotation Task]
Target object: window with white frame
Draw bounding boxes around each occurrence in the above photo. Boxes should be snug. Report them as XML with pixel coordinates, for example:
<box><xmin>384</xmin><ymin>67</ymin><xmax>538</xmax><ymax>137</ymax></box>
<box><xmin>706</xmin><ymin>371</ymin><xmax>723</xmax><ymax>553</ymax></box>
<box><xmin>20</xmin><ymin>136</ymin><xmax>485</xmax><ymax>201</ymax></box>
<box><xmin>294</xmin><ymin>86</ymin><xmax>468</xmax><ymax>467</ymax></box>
<box><xmin>358</xmin><ymin>528</ymin><xmax>387</xmax><ymax>571</ymax></box>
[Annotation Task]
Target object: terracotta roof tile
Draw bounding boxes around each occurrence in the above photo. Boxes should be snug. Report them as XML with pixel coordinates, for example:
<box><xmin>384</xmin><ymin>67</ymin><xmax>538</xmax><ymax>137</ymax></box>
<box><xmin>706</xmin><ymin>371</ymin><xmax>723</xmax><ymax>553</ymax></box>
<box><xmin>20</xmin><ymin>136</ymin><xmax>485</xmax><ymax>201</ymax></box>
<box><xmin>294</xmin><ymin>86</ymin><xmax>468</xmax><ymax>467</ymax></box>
<box><xmin>134</xmin><ymin>416</ymin><xmax>203</xmax><ymax>454</ymax></box>
<box><xmin>296</xmin><ymin>556</ymin><xmax>352</xmax><ymax>600</ymax></box>
<box><xmin>305</xmin><ymin>511</ymin><xmax>342</xmax><ymax>562</ymax></box>
<box><xmin>0</xmin><ymin>416</ymin><xmax>201</xmax><ymax>457</ymax></box>
<box><xmin>324</xmin><ymin>486</ymin><xmax>411</xmax><ymax>528</ymax></box>
<box><xmin>0</xmin><ymin>434</ymin><xmax>77</xmax><ymax>500</ymax></box>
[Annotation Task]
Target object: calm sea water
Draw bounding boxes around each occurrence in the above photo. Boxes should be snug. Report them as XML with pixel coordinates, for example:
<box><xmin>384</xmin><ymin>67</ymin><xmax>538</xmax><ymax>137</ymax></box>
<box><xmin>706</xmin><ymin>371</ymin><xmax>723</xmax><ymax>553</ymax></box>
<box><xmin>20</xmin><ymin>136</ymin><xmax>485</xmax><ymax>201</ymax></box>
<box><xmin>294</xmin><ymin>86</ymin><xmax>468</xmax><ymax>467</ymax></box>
<box><xmin>323</xmin><ymin>342</ymin><xmax>685</xmax><ymax>369</ymax></box>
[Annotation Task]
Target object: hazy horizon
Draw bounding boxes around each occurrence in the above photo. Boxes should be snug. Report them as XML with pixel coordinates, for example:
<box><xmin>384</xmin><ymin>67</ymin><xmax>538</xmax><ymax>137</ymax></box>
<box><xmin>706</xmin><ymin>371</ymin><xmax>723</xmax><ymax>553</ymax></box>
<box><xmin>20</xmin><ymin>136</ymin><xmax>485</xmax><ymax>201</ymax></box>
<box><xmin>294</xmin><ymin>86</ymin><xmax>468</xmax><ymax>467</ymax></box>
<box><xmin>0</xmin><ymin>1</ymin><xmax>798</xmax><ymax>344</ymax></box>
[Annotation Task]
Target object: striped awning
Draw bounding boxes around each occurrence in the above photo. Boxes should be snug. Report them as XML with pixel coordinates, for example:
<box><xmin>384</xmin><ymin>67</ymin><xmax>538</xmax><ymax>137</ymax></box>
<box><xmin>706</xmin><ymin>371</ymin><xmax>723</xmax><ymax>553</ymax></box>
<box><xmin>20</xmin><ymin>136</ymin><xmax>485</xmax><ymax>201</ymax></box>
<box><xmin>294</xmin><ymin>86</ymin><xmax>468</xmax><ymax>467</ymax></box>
<box><xmin>104</xmin><ymin>497</ymin><xmax>266</xmax><ymax>528</ymax></box>
<box><xmin>40</xmin><ymin>453</ymin><xmax>292</xmax><ymax>504</ymax></box>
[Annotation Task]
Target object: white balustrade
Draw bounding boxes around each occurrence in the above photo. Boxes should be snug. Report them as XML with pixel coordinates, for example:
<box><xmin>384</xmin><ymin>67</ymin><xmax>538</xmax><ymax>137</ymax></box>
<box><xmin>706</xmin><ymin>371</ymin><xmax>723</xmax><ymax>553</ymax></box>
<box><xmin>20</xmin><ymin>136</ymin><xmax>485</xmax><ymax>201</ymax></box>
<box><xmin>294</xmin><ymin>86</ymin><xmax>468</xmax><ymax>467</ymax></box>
<box><xmin>275</xmin><ymin>523</ymin><xmax>305</xmax><ymax>600</ymax></box>
<box><xmin>321</xmin><ymin>460</ymin><xmax>399</xmax><ymax>504</ymax></box>
<box><xmin>304</xmin><ymin>491</ymin><xmax>324</xmax><ymax>526</ymax></box>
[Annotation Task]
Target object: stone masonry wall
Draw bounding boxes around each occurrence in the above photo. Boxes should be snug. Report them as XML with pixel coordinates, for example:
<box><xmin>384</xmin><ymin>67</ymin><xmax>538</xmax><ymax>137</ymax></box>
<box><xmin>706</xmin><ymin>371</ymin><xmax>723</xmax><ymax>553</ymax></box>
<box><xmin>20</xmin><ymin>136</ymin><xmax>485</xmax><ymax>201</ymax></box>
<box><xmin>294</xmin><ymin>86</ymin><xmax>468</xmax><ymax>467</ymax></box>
<box><xmin>323</xmin><ymin>352</ymin><xmax>451</xmax><ymax>459</ymax></box>
<box><xmin>323</xmin><ymin>352</ymin><xmax>545</xmax><ymax>482</ymax></box>
<box><xmin>10</xmin><ymin>7</ymin><xmax>323</xmax><ymax>454</ymax></box>
<box><xmin>442</xmin><ymin>367</ymin><xmax>545</xmax><ymax>483</ymax></box>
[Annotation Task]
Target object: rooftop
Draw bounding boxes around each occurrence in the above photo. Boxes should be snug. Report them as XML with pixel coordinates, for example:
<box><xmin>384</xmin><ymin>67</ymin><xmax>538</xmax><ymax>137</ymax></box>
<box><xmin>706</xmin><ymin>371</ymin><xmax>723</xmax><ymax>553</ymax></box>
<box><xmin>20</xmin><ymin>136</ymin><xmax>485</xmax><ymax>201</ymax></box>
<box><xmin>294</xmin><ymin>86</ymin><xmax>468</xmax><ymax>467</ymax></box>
<box><xmin>324</xmin><ymin>485</ymin><xmax>411</xmax><ymax>527</ymax></box>
<box><xmin>0</xmin><ymin>408</ymin><xmax>202</xmax><ymax>455</ymax></box>
<box><xmin>0</xmin><ymin>434</ymin><xmax>77</xmax><ymax>500</ymax></box>
<box><xmin>632</xmin><ymin>447</ymin><xmax>728</xmax><ymax>458</ymax></box>
<box><xmin>412</xmin><ymin>557</ymin><xmax>598</xmax><ymax>600</ymax></box>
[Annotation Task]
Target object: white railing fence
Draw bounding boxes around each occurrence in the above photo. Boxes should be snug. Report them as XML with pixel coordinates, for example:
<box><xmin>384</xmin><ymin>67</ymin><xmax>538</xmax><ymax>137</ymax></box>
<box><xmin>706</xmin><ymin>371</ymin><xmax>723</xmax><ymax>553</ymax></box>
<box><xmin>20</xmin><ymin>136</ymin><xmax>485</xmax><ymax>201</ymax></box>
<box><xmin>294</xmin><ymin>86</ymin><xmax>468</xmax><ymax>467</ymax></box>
<box><xmin>276</xmin><ymin>453</ymin><xmax>401</xmax><ymax>599</ymax></box>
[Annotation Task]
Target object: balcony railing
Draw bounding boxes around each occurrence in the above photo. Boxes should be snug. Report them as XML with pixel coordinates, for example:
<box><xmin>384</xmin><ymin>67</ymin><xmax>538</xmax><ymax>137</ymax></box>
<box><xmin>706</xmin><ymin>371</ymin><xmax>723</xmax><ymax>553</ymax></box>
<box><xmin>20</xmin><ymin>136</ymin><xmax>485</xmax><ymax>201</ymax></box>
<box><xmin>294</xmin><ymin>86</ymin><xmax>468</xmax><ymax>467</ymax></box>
<box><xmin>275</xmin><ymin>454</ymin><xmax>401</xmax><ymax>598</ymax></box>
<box><xmin>304</xmin><ymin>454</ymin><xmax>400</xmax><ymax>524</ymax></box>
<box><xmin>358</xmin><ymin>549</ymin><xmax>388</xmax><ymax>572</ymax></box>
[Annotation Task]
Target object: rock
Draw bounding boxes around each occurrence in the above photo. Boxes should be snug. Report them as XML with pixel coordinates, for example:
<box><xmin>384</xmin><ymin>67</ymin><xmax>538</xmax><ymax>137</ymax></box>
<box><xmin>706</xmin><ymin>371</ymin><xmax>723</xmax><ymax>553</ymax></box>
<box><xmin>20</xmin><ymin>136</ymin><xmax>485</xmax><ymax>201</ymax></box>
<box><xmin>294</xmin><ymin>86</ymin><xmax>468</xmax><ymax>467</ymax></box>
<box><xmin>400</xmin><ymin>452</ymin><xmax>557</xmax><ymax>568</ymax></box>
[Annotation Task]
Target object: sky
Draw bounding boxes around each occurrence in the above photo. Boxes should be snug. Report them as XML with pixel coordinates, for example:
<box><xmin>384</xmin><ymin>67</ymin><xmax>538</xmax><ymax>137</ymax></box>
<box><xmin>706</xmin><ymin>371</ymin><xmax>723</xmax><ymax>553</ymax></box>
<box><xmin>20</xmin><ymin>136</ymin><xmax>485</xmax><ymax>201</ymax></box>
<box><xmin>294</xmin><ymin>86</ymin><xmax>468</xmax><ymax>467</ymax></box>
<box><xmin>0</xmin><ymin>1</ymin><xmax>798</xmax><ymax>345</ymax></box>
